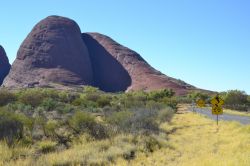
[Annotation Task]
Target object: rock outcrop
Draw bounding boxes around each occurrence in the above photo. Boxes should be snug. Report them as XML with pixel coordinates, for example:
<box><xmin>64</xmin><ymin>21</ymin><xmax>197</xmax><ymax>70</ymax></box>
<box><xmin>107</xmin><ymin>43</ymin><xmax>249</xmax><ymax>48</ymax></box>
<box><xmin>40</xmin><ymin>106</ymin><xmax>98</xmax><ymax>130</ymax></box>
<box><xmin>3</xmin><ymin>15</ymin><xmax>196</xmax><ymax>95</ymax></box>
<box><xmin>82</xmin><ymin>33</ymin><xmax>195</xmax><ymax>95</ymax></box>
<box><xmin>2</xmin><ymin>16</ymin><xmax>93</xmax><ymax>88</ymax></box>
<box><xmin>0</xmin><ymin>45</ymin><xmax>11</xmax><ymax>85</ymax></box>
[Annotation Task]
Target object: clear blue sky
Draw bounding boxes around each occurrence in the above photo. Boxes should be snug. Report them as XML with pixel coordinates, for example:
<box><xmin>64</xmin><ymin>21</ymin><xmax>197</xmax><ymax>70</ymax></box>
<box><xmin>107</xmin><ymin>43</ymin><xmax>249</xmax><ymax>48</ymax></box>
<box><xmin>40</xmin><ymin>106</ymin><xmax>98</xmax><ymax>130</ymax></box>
<box><xmin>0</xmin><ymin>0</ymin><xmax>249</xmax><ymax>94</ymax></box>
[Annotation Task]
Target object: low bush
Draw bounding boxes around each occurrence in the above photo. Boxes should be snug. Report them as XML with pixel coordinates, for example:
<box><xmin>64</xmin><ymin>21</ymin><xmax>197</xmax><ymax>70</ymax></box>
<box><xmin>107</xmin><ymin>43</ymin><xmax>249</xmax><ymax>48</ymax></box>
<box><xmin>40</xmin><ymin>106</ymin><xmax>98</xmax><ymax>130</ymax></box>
<box><xmin>148</xmin><ymin>89</ymin><xmax>175</xmax><ymax>101</ymax></box>
<box><xmin>188</xmin><ymin>91</ymin><xmax>210</xmax><ymax>101</ymax></box>
<box><xmin>6</xmin><ymin>103</ymin><xmax>34</xmax><ymax>116</ymax></box>
<box><xmin>71</xmin><ymin>98</ymin><xmax>98</xmax><ymax>108</ymax></box>
<box><xmin>221</xmin><ymin>90</ymin><xmax>249</xmax><ymax>111</ymax></box>
<box><xmin>18</xmin><ymin>90</ymin><xmax>45</xmax><ymax>107</ymax></box>
<box><xmin>0</xmin><ymin>90</ymin><xmax>16</xmax><ymax>106</ymax></box>
<box><xmin>40</xmin><ymin>98</ymin><xmax>58</xmax><ymax>111</ymax></box>
<box><xmin>68</xmin><ymin>111</ymin><xmax>108</xmax><ymax>139</ymax></box>
<box><xmin>96</xmin><ymin>95</ymin><xmax>111</xmax><ymax>107</ymax></box>
<box><xmin>145</xmin><ymin>100</ymin><xmax>165</xmax><ymax>111</ymax></box>
<box><xmin>106</xmin><ymin>111</ymin><xmax>132</xmax><ymax>126</ymax></box>
<box><xmin>85</xmin><ymin>93</ymin><xmax>101</xmax><ymax>103</ymax></box>
<box><xmin>107</xmin><ymin>109</ymin><xmax>159</xmax><ymax>134</ymax></box>
<box><xmin>44</xmin><ymin>120</ymin><xmax>59</xmax><ymax>138</ymax></box>
<box><xmin>0</xmin><ymin>110</ymin><xmax>24</xmax><ymax>144</ymax></box>
<box><xmin>158</xmin><ymin>107</ymin><xmax>175</xmax><ymax>123</ymax></box>
<box><xmin>128</xmin><ymin>109</ymin><xmax>159</xmax><ymax>133</ymax></box>
<box><xmin>56</xmin><ymin>103</ymin><xmax>75</xmax><ymax>114</ymax></box>
<box><xmin>160</xmin><ymin>97</ymin><xmax>178</xmax><ymax>111</ymax></box>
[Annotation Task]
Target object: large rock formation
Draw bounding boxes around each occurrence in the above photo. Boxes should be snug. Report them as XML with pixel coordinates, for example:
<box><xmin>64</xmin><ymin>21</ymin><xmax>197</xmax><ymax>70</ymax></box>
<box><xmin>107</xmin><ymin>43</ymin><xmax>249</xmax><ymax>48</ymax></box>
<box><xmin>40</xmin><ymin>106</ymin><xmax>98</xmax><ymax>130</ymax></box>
<box><xmin>82</xmin><ymin>33</ymin><xmax>195</xmax><ymax>95</ymax></box>
<box><xmin>3</xmin><ymin>16</ymin><xmax>93</xmax><ymax>88</ymax></box>
<box><xmin>3</xmin><ymin>15</ymin><xmax>196</xmax><ymax>95</ymax></box>
<box><xmin>0</xmin><ymin>45</ymin><xmax>11</xmax><ymax>85</ymax></box>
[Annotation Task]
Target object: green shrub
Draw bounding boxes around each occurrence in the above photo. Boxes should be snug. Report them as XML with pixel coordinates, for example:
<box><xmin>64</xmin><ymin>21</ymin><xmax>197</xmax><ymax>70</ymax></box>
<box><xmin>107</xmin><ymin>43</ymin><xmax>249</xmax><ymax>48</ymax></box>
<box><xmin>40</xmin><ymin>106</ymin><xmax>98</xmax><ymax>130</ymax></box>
<box><xmin>68</xmin><ymin>111</ymin><xmax>108</xmax><ymax>139</ymax></box>
<box><xmin>146</xmin><ymin>101</ymin><xmax>165</xmax><ymax>111</ymax></box>
<box><xmin>18</xmin><ymin>90</ymin><xmax>45</xmax><ymax>107</ymax></box>
<box><xmin>83</xmin><ymin>86</ymin><xmax>101</xmax><ymax>93</ymax></box>
<box><xmin>56</xmin><ymin>103</ymin><xmax>75</xmax><ymax>114</ymax></box>
<box><xmin>0</xmin><ymin>110</ymin><xmax>24</xmax><ymax>144</ymax></box>
<box><xmin>58</xmin><ymin>92</ymin><xmax>79</xmax><ymax>103</ymax></box>
<box><xmin>128</xmin><ymin>109</ymin><xmax>159</xmax><ymax>133</ymax></box>
<box><xmin>120</xmin><ymin>94</ymin><xmax>145</xmax><ymax>109</ymax></box>
<box><xmin>97</xmin><ymin>95</ymin><xmax>111</xmax><ymax>107</ymax></box>
<box><xmin>71</xmin><ymin>98</ymin><xmax>84</xmax><ymax>106</ymax></box>
<box><xmin>158</xmin><ymin>107</ymin><xmax>175</xmax><ymax>123</ymax></box>
<box><xmin>247</xmin><ymin>95</ymin><xmax>250</xmax><ymax>104</ymax></box>
<box><xmin>6</xmin><ymin>103</ymin><xmax>33</xmax><ymax>113</ymax></box>
<box><xmin>14</xmin><ymin>113</ymin><xmax>34</xmax><ymax>131</ymax></box>
<box><xmin>160</xmin><ymin>98</ymin><xmax>178</xmax><ymax>111</ymax></box>
<box><xmin>143</xmin><ymin>136</ymin><xmax>162</xmax><ymax>153</ymax></box>
<box><xmin>223</xmin><ymin>90</ymin><xmax>248</xmax><ymax>105</ymax></box>
<box><xmin>107</xmin><ymin>109</ymin><xmax>159</xmax><ymax>134</ymax></box>
<box><xmin>174</xmin><ymin>96</ymin><xmax>193</xmax><ymax>104</ymax></box>
<box><xmin>221</xmin><ymin>90</ymin><xmax>249</xmax><ymax>111</ymax></box>
<box><xmin>106</xmin><ymin>111</ymin><xmax>132</xmax><ymax>126</ymax></box>
<box><xmin>44</xmin><ymin>120</ymin><xmax>59</xmax><ymax>138</ymax></box>
<box><xmin>148</xmin><ymin>89</ymin><xmax>175</xmax><ymax>101</ymax></box>
<box><xmin>0</xmin><ymin>90</ymin><xmax>16</xmax><ymax>106</ymax></box>
<box><xmin>188</xmin><ymin>91</ymin><xmax>210</xmax><ymax>101</ymax></box>
<box><xmin>41</xmin><ymin>89</ymin><xmax>60</xmax><ymax>99</ymax></box>
<box><xmin>40</xmin><ymin>98</ymin><xmax>57</xmax><ymax>111</ymax></box>
<box><xmin>71</xmin><ymin>98</ymin><xmax>98</xmax><ymax>108</ymax></box>
<box><xmin>85</xmin><ymin>93</ymin><xmax>101</xmax><ymax>102</ymax></box>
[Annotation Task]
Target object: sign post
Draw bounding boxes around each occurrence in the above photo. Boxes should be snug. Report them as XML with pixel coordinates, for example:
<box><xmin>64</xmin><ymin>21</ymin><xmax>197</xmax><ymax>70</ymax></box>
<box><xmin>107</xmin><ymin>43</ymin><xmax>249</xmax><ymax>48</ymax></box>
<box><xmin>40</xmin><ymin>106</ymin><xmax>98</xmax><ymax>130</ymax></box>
<box><xmin>210</xmin><ymin>95</ymin><xmax>224</xmax><ymax>126</ymax></box>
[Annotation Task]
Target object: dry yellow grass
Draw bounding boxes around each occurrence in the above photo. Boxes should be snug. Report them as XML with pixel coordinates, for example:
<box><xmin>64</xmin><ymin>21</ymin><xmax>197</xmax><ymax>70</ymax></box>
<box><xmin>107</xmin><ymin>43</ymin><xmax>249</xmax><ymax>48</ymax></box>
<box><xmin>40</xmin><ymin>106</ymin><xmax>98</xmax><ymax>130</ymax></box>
<box><xmin>223</xmin><ymin>109</ymin><xmax>250</xmax><ymax>117</ymax></box>
<box><xmin>126</xmin><ymin>109</ymin><xmax>250</xmax><ymax>166</ymax></box>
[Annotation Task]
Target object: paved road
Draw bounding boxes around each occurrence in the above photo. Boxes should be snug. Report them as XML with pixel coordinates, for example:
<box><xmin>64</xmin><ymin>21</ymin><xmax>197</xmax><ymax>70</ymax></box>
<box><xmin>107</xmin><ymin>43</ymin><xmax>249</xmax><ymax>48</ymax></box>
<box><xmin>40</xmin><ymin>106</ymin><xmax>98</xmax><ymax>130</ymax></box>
<box><xmin>189</xmin><ymin>107</ymin><xmax>250</xmax><ymax>125</ymax></box>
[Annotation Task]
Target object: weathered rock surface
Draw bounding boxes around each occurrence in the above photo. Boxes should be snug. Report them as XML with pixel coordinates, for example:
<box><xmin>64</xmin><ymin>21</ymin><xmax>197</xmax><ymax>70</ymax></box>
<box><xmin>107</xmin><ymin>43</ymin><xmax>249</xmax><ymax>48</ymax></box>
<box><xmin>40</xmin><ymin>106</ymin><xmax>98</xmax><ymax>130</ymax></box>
<box><xmin>0</xmin><ymin>45</ymin><xmax>11</xmax><ymax>85</ymax></box>
<box><xmin>2</xmin><ymin>16</ymin><xmax>93</xmax><ymax>88</ymax></box>
<box><xmin>82</xmin><ymin>33</ymin><xmax>195</xmax><ymax>95</ymax></box>
<box><xmin>3</xmin><ymin>15</ymin><xmax>197</xmax><ymax>95</ymax></box>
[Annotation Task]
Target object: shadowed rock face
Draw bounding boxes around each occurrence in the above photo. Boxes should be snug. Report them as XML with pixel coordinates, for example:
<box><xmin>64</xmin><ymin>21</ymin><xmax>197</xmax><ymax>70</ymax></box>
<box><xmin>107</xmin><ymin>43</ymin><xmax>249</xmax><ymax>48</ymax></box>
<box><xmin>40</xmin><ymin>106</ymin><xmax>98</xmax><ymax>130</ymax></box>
<box><xmin>0</xmin><ymin>45</ymin><xmax>11</xmax><ymax>85</ymax></box>
<box><xmin>82</xmin><ymin>33</ymin><xmax>195</xmax><ymax>95</ymax></box>
<box><xmin>3</xmin><ymin>16</ymin><xmax>93</xmax><ymax>88</ymax></box>
<box><xmin>82</xmin><ymin>33</ymin><xmax>131</xmax><ymax>92</ymax></box>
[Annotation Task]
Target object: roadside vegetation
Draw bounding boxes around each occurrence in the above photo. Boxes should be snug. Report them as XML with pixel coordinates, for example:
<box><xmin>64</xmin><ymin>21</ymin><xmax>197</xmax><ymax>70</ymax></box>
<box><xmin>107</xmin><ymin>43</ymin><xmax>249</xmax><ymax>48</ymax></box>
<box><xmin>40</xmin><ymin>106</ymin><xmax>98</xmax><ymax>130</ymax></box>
<box><xmin>0</xmin><ymin>87</ymin><xmax>176</xmax><ymax>165</ymax></box>
<box><xmin>0</xmin><ymin>87</ymin><xmax>249</xmax><ymax>165</ymax></box>
<box><xmin>184</xmin><ymin>90</ymin><xmax>250</xmax><ymax>114</ymax></box>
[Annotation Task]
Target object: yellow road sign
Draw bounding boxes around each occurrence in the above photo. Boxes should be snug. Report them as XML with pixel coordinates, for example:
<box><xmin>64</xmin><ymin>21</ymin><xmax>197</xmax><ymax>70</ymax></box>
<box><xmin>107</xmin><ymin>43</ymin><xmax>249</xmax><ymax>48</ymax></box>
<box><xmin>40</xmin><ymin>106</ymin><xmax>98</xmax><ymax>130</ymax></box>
<box><xmin>211</xmin><ymin>96</ymin><xmax>224</xmax><ymax>106</ymax></box>
<box><xmin>212</xmin><ymin>106</ymin><xmax>223</xmax><ymax>115</ymax></box>
<box><xmin>196</xmin><ymin>99</ymin><xmax>205</xmax><ymax>107</ymax></box>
